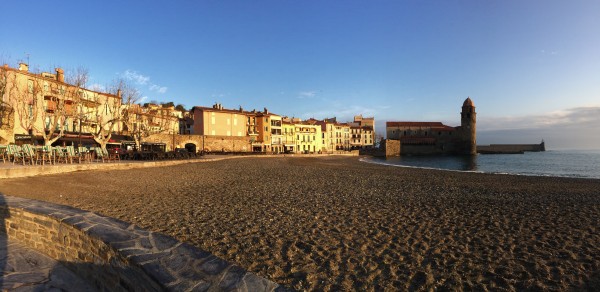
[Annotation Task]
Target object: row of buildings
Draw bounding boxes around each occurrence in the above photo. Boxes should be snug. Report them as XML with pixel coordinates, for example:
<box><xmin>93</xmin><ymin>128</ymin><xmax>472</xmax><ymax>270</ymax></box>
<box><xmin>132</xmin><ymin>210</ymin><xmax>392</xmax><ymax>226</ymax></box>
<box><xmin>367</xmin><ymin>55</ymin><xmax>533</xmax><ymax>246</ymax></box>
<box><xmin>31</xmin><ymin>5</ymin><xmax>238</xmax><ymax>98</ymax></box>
<box><xmin>190</xmin><ymin>104</ymin><xmax>375</xmax><ymax>153</ymax></box>
<box><xmin>0</xmin><ymin>62</ymin><xmax>375</xmax><ymax>153</ymax></box>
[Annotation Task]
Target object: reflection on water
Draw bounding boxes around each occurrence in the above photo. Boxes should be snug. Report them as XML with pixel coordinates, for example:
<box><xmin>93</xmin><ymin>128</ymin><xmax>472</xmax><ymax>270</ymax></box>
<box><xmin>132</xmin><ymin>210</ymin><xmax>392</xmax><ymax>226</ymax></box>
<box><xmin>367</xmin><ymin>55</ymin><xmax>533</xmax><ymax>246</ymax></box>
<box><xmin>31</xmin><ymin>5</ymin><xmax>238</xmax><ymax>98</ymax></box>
<box><xmin>377</xmin><ymin>155</ymin><xmax>479</xmax><ymax>171</ymax></box>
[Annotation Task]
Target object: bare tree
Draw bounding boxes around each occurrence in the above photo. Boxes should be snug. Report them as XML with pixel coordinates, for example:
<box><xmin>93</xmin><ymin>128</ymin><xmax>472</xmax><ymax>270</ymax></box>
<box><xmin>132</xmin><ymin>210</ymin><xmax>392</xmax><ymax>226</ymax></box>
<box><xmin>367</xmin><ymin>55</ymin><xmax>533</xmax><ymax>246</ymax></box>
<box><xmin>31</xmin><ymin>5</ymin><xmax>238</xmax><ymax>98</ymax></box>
<box><xmin>8</xmin><ymin>74</ymin><xmax>69</xmax><ymax>145</ymax></box>
<box><xmin>84</xmin><ymin>78</ymin><xmax>137</xmax><ymax>151</ymax></box>
<box><xmin>0</xmin><ymin>66</ymin><xmax>16</xmax><ymax>142</ymax></box>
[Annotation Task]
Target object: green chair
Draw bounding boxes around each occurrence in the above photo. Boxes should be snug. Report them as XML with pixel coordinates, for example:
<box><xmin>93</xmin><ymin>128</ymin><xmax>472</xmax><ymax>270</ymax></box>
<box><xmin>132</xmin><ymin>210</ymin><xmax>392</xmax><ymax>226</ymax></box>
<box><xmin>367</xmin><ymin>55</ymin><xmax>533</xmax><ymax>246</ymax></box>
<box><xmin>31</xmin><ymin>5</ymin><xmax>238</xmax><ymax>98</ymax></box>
<box><xmin>66</xmin><ymin>146</ymin><xmax>81</xmax><ymax>164</ymax></box>
<box><xmin>53</xmin><ymin>146</ymin><xmax>70</xmax><ymax>164</ymax></box>
<box><xmin>7</xmin><ymin>145</ymin><xmax>24</xmax><ymax>165</ymax></box>
<box><xmin>78</xmin><ymin>146</ymin><xmax>91</xmax><ymax>163</ymax></box>
<box><xmin>40</xmin><ymin>145</ymin><xmax>54</xmax><ymax>165</ymax></box>
<box><xmin>21</xmin><ymin>144</ymin><xmax>38</xmax><ymax>165</ymax></box>
<box><xmin>94</xmin><ymin>147</ymin><xmax>105</xmax><ymax>163</ymax></box>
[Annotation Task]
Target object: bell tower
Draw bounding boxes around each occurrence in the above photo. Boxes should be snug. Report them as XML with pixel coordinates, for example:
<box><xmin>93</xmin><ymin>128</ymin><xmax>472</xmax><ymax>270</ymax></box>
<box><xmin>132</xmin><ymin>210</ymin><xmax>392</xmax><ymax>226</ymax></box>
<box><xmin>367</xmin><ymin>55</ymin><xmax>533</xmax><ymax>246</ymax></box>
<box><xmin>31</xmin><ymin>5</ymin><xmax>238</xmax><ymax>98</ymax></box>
<box><xmin>460</xmin><ymin>97</ymin><xmax>477</xmax><ymax>155</ymax></box>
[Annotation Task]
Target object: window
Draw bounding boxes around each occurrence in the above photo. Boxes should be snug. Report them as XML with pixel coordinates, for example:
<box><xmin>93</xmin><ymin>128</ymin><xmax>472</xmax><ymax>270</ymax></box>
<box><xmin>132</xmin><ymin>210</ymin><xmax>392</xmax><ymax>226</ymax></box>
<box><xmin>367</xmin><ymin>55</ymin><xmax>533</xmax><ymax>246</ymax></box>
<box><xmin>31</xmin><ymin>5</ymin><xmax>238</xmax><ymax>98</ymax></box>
<box><xmin>227</xmin><ymin>118</ymin><xmax>230</xmax><ymax>125</ymax></box>
<box><xmin>211</xmin><ymin>117</ymin><xmax>215</xmax><ymax>124</ymax></box>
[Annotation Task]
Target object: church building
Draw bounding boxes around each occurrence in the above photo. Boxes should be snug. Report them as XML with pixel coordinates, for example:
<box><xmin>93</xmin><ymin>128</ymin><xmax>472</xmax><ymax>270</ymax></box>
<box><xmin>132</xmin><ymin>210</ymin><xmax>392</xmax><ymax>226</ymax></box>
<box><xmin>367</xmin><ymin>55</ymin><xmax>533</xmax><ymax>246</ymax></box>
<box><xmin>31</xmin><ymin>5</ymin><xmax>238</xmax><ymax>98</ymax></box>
<box><xmin>386</xmin><ymin>98</ymin><xmax>476</xmax><ymax>155</ymax></box>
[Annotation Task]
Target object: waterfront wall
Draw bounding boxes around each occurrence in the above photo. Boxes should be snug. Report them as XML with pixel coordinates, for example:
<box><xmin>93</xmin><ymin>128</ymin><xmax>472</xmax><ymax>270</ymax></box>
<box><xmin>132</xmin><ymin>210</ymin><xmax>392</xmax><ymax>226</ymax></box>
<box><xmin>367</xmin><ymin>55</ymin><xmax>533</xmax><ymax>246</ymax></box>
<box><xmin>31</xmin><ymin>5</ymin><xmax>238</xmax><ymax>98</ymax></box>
<box><xmin>146</xmin><ymin>134</ymin><xmax>251</xmax><ymax>152</ymax></box>
<box><xmin>477</xmin><ymin>142</ymin><xmax>546</xmax><ymax>154</ymax></box>
<box><xmin>383</xmin><ymin>139</ymin><xmax>400</xmax><ymax>157</ymax></box>
<box><xmin>0</xmin><ymin>195</ymin><xmax>280</xmax><ymax>291</ymax></box>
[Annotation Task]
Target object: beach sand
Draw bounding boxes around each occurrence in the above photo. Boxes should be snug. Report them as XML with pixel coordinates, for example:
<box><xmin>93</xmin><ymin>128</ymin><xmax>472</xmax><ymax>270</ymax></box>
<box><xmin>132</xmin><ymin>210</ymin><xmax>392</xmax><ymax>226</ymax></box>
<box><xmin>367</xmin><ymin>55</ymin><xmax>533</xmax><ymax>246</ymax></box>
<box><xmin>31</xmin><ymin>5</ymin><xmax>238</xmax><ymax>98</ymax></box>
<box><xmin>0</xmin><ymin>156</ymin><xmax>598</xmax><ymax>290</ymax></box>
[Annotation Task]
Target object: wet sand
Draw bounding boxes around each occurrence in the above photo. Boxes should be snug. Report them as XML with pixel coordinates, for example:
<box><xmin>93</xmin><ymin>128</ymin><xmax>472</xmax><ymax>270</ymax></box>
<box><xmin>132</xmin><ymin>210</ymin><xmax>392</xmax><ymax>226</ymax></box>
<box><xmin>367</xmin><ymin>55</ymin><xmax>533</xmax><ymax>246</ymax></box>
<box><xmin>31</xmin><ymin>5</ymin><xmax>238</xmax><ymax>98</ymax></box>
<box><xmin>0</xmin><ymin>156</ymin><xmax>598</xmax><ymax>290</ymax></box>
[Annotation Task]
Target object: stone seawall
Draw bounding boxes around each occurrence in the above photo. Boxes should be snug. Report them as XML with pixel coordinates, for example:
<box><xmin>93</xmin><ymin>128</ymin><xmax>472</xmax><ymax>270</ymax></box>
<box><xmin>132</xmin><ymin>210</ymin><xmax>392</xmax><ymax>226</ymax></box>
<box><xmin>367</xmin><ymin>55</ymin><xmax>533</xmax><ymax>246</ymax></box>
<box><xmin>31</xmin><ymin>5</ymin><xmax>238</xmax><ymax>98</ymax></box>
<box><xmin>477</xmin><ymin>142</ymin><xmax>546</xmax><ymax>154</ymax></box>
<box><xmin>0</xmin><ymin>195</ymin><xmax>281</xmax><ymax>291</ymax></box>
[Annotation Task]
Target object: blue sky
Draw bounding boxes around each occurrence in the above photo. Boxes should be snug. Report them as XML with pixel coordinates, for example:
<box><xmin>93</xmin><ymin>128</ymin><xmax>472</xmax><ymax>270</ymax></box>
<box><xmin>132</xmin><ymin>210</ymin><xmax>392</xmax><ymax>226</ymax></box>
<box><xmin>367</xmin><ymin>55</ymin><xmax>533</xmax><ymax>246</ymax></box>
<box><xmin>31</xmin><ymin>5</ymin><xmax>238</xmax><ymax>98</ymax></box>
<box><xmin>2</xmin><ymin>1</ymin><xmax>599</xmax><ymax>149</ymax></box>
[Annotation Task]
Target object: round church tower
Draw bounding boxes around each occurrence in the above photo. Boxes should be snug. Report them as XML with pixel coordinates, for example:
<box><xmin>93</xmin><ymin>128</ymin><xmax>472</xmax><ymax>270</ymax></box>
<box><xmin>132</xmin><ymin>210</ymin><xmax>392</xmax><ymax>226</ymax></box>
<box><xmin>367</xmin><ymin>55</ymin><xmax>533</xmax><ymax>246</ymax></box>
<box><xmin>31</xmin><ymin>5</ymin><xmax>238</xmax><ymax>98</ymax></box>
<box><xmin>460</xmin><ymin>97</ymin><xmax>477</xmax><ymax>155</ymax></box>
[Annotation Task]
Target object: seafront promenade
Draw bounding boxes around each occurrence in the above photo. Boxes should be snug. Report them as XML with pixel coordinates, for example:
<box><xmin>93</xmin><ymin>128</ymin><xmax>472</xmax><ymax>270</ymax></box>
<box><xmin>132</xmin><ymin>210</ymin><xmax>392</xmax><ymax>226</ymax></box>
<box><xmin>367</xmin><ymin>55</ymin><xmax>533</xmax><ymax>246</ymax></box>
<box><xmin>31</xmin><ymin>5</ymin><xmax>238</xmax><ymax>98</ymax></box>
<box><xmin>1</xmin><ymin>156</ymin><xmax>599</xmax><ymax>290</ymax></box>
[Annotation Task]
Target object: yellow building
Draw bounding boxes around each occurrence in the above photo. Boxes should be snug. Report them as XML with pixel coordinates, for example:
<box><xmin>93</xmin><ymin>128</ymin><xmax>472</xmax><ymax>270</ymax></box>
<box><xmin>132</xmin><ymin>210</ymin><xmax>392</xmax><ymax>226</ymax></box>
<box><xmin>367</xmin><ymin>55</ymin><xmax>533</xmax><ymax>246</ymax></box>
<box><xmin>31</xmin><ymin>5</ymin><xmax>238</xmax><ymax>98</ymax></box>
<box><xmin>294</xmin><ymin>123</ymin><xmax>322</xmax><ymax>154</ymax></box>
<box><xmin>282</xmin><ymin>120</ymin><xmax>296</xmax><ymax>153</ymax></box>
<box><xmin>121</xmin><ymin>103</ymin><xmax>181</xmax><ymax>149</ymax></box>
<box><xmin>251</xmin><ymin>108</ymin><xmax>283</xmax><ymax>153</ymax></box>
<box><xmin>191</xmin><ymin>103</ymin><xmax>247</xmax><ymax>137</ymax></box>
<box><xmin>1</xmin><ymin>63</ymin><xmax>121</xmax><ymax>146</ymax></box>
<box><xmin>349</xmin><ymin>115</ymin><xmax>375</xmax><ymax>149</ymax></box>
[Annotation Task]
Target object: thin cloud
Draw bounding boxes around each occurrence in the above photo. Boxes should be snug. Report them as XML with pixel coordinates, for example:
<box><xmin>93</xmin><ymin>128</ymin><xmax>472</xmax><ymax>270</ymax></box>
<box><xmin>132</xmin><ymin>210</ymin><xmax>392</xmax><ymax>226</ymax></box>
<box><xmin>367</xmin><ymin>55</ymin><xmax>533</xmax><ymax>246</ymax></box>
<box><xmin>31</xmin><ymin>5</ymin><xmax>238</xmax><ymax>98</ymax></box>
<box><xmin>121</xmin><ymin>70</ymin><xmax>167</xmax><ymax>94</ymax></box>
<box><xmin>479</xmin><ymin>106</ymin><xmax>600</xmax><ymax>131</ymax></box>
<box><xmin>297</xmin><ymin>90</ymin><xmax>319</xmax><ymax>99</ymax></box>
<box><xmin>149</xmin><ymin>84</ymin><xmax>168</xmax><ymax>94</ymax></box>
<box><xmin>122</xmin><ymin>70</ymin><xmax>149</xmax><ymax>85</ymax></box>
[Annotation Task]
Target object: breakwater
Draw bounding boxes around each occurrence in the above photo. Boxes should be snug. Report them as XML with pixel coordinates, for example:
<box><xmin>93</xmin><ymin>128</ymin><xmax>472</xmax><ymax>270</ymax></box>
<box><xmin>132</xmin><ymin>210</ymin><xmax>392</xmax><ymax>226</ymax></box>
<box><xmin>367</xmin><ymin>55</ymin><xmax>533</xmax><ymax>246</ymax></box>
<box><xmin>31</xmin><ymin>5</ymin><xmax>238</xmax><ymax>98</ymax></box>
<box><xmin>477</xmin><ymin>142</ymin><xmax>545</xmax><ymax>154</ymax></box>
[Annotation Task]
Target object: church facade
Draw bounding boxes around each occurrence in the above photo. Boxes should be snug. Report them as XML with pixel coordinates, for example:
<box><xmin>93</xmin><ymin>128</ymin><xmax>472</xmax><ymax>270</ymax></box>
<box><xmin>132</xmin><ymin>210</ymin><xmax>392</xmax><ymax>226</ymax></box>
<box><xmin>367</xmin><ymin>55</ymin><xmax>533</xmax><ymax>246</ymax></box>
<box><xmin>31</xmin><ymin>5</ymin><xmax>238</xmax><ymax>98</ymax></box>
<box><xmin>386</xmin><ymin>98</ymin><xmax>476</xmax><ymax>155</ymax></box>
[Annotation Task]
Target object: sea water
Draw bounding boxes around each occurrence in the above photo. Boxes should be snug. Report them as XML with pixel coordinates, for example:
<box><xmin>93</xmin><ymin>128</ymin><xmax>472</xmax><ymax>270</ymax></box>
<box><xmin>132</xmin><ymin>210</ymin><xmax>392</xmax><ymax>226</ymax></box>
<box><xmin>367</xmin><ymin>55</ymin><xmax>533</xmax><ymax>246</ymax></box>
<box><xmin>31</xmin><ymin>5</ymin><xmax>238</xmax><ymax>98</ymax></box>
<box><xmin>362</xmin><ymin>150</ymin><xmax>600</xmax><ymax>179</ymax></box>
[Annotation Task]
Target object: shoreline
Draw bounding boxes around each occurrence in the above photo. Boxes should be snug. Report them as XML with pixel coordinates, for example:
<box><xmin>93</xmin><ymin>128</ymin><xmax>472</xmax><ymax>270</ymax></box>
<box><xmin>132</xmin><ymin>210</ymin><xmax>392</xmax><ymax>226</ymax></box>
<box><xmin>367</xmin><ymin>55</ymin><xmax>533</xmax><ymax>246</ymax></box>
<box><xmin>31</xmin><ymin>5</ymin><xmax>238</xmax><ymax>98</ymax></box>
<box><xmin>0</xmin><ymin>156</ymin><xmax>599</xmax><ymax>290</ymax></box>
<box><xmin>362</xmin><ymin>156</ymin><xmax>600</xmax><ymax>181</ymax></box>
<box><xmin>363</xmin><ymin>152</ymin><xmax>600</xmax><ymax>180</ymax></box>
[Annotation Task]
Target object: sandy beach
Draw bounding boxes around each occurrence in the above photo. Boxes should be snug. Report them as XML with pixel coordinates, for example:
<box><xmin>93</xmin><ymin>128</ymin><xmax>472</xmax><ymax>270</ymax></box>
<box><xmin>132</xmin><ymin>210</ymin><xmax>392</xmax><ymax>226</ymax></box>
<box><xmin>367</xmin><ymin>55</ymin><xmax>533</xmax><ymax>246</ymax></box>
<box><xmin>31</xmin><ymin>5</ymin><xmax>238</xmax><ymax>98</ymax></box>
<box><xmin>0</xmin><ymin>156</ymin><xmax>598</xmax><ymax>291</ymax></box>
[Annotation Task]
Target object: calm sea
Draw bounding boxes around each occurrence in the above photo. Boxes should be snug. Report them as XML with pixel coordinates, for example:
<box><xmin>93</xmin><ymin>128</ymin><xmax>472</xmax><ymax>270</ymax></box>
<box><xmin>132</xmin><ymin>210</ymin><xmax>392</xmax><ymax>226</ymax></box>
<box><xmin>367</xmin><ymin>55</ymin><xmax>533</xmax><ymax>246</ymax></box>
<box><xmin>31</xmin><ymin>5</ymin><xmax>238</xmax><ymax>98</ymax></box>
<box><xmin>361</xmin><ymin>150</ymin><xmax>600</xmax><ymax>179</ymax></box>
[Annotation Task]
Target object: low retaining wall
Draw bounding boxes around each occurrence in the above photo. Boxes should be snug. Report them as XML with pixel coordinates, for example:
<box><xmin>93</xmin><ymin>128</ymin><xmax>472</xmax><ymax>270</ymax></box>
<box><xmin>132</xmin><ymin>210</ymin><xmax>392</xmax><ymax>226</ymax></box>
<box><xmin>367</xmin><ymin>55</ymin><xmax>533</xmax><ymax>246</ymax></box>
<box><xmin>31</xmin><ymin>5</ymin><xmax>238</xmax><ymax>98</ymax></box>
<box><xmin>0</xmin><ymin>195</ymin><xmax>281</xmax><ymax>291</ymax></box>
<box><xmin>0</xmin><ymin>153</ymin><xmax>360</xmax><ymax>179</ymax></box>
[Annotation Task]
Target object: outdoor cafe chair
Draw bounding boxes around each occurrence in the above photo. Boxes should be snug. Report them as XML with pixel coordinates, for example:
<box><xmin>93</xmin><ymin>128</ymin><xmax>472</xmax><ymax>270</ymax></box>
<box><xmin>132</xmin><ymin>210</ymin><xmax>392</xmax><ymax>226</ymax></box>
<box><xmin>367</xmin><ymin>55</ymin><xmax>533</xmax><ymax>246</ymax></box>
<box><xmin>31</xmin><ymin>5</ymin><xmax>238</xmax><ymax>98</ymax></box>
<box><xmin>78</xmin><ymin>146</ymin><xmax>91</xmax><ymax>163</ymax></box>
<box><xmin>66</xmin><ymin>146</ymin><xmax>81</xmax><ymax>164</ymax></box>
<box><xmin>0</xmin><ymin>145</ymin><xmax>6</xmax><ymax>163</ymax></box>
<box><xmin>39</xmin><ymin>145</ymin><xmax>54</xmax><ymax>165</ymax></box>
<box><xmin>53</xmin><ymin>146</ymin><xmax>70</xmax><ymax>164</ymax></box>
<box><xmin>102</xmin><ymin>147</ymin><xmax>120</xmax><ymax>162</ymax></box>
<box><xmin>21</xmin><ymin>144</ymin><xmax>38</xmax><ymax>165</ymax></box>
<box><xmin>7</xmin><ymin>145</ymin><xmax>24</xmax><ymax>165</ymax></box>
<box><xmin>94</xmin><ymin>147</ymin><xmax>105</xmax><ymax>163</ymax></box>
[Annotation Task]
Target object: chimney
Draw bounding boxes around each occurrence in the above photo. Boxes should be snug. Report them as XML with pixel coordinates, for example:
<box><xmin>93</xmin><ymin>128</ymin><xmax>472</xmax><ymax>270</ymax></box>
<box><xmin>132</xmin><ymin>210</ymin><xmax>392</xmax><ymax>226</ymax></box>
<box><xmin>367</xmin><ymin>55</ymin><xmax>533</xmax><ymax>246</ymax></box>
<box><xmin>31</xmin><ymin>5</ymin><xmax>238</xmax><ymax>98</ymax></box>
<box><xmin>19</xmin><ymin>63</ymin><xmax>29</xmax><ymax>72</ymax></box>
<box><xmin>117</xmin><ymin>89</ymin><xmax>122</xmax><ymax>98</ymax></box>
<box><xmin>55</xmin><ymin>68</ymin><xmax>64</xmax><ymax>82</ymax></box>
